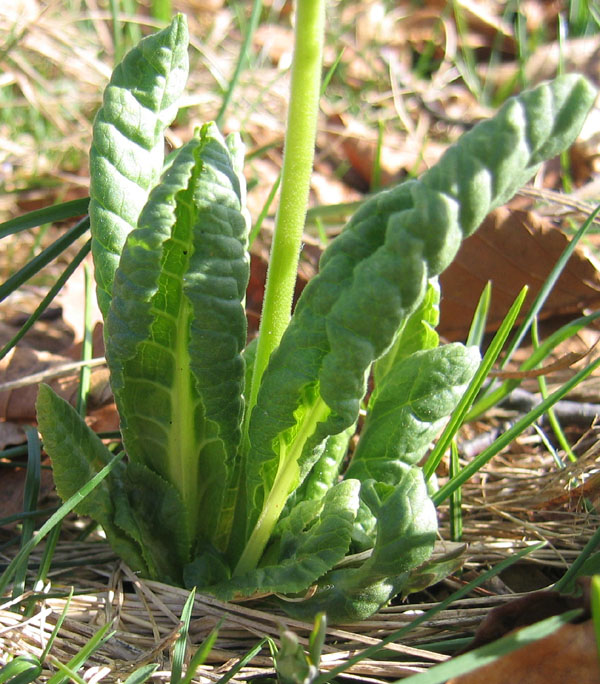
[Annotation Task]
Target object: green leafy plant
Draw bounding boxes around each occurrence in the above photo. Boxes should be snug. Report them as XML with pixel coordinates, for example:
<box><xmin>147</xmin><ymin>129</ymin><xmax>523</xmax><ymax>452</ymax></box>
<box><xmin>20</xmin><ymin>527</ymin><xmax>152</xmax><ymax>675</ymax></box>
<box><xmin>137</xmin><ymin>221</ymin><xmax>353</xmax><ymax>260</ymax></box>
<box><xmin>33</xmin><ymin>12</ymin><xmax>596</xmax><ymax>622</ymax></box>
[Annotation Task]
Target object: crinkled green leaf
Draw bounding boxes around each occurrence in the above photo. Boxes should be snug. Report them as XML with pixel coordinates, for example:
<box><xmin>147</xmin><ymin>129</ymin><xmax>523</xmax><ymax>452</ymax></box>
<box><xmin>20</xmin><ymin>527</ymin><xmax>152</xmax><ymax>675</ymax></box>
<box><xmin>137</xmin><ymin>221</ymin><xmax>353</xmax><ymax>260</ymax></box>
<box><xmin>106</xmin><ymin>123</ymin><xmax>249</xmax><ymax>553</ymax></box>
<box><xmin>346</xmin><ymin>343</ymin><xmax>480</xmax><ymax>483</ymax></box>
<box><xmin>281</xmin><ymin>468</ymin><xmax>437</xmax><ymax>622</ymax></box>
<box><xmin>113</xmin><ymin>462</ymin><xmax>189</xmax><ymax>583</ymax></box>
<box><xmin>243</xmin><ymin>75</ymin><xmax>595</xmax><ymax>565</ymax></box>
<box><xmin>35</xmin><ymin>384</ymin><xmax>147</xmax><ymax>574</ymax></box>
<box><xmin>400</xmin><ymin>543</ymin><xmax>466</xmax><ymax>598</ymax></box>
<box><xmin>373</xmin><ymin>278</ymin><xmax>440</xmax><ymax>390</ymax></box>
<box><xmin>204</xmin><ymin>479</ymin><xmax>360</xmax><ymax>600</ymax></box>
<box><xmin>90</xmin><ymin>14</ymin><xmax>189</xmax><ymax>317</ymax></box>
<box><xmin>291</xmin><ymin>424</ymin><xmax>354</xmax><ymax>508</ymax></box>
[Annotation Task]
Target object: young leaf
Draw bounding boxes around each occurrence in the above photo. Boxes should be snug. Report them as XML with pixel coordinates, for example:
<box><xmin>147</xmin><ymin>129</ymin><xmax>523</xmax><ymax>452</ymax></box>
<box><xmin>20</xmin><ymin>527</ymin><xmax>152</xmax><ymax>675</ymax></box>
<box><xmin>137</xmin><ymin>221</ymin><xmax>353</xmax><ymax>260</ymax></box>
<box><xmin>106</xmin><ymin>123</ymin><xmax>249</xmax><ymax>551</ymax></box>
<box><xmin>243</xmin><ymin>75</ymin><xmax>596</xmax><ymax>572</ymax></box>
<box><xmin>346</xmin><ymin>343</ymin><xmax>480</xmax><ymax>483</ymax></box>
<box><xmin>373</xmin><ymin>278</ymin><xmax>441</xmax><ymax>389</ymax></box>
<box><xmin>90</xmin><ymin>14</ymin><xmax>189</xmax><ymax>316</ymax></box>
<box><xmin>295</xmin><ymin>425</ymin><xmax>355</xmax><ymax>504</ymax></box>
<box><xmin>283</xmin><ymin>468</ymin><xmax>437</xmax><ymax>622</ymax></box>
<box><xmin>201</xmin><ymin>479</ymin><xmax>360</xmax><ymax>599</ymax></box>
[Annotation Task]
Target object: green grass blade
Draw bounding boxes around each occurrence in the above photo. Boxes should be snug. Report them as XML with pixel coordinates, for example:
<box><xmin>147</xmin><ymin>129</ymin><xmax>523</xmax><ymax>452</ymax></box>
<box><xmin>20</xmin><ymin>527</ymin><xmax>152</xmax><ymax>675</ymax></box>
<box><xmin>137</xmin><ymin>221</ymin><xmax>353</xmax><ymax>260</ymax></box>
<box><xmin>0</xmin><ymin>451</ymin><xmax>125</xmax><ymax>596</ymax></box>
<box><xmin>466</xmin><ymin>281</ymin><xmax>491</xmax><ymax>348</ymax></box>
<box><xmin>248</xmin><ymin>174</ymin><xmax>281</xmax><ymax>247</ymax></box>
<box><xmin>171</xmin><ymin>588</ymin><xmax>196</xmax><ymax>684</ymax></box>
<box><xmin>47</xmin><ymin>621</ymin><xmax>115</xmax><ymax>684</ymax></box>
<box><xmin>76</xmin><ymin>264</ymin><xmax>94</xmax><ymax>416</ymax></box>
<box><xmin>305</xmin><ymin>200</ymin><xmax>363</xmax><ymax>225</ymax></box>
<box><xmin>34</xmin><ymin>523</ymin><xmax>61</xmax><ymax>588</ymax></box>
<box><xmin>48</xmin><ymin>663</ymin><xmax>87</xmax><ymax>684</ymax></box>
<box><xmin>433</xmin><ymin>355</ymin><xmax>600</xmax><ymax>505</ymax></box>
<box><xmin>449</xmin><ymin>441</ymin><xmax>462</xmax><ymax>542</ymax></box>
<box><xmin>151</xmin><ymin>0</ymin><xmax>172</xmax><ymax>22</ymax></box>
<box><xmin>123</xmin><ymin>664</ymin><xmax>160</xmax><ymax>684</ymax></box>
<box><xmin>40</xmin><ymin>589</ymin><xmax>73</xmax><ymax>661</ymax></box>
<box><xmin>180</xmin><ymin>619</ymin><xmax>222</xmax><ymax>684</ymax></box>
<box><xmin>423</xmin><ymin>287</ymin><xmax>528</xmax><ymax>481</ymax></box>
<box><xmin>531</xmin><ymin>317</ymin><xmax>576</xmax><ymax>462</ymax></box>
<box><xmin>592</xmin><ymin>576</ymin><xmax>600</xmax><ymax>664</ymax></box>
<box><xmin>216</xmin><ymin>639</ymin><xmax>268</xmax><ymax>684</ymax></box>
<box><xmin>371</xmin><ymin>119</ymin><xmax>384</xmax><ymax>191</ymax></box>
<box><xmin>0</xmin><ymin>655</ymin><xmax>42</xmax><ymax>683</ymax></box>
<box><xmin>0</xmin><ymin>507</ymin><xmax>59</xmax><ymax>527</ymax></box>
<box><xmin>11</xmin><ymin>427</ymin><xmax>41</xmax><ymax>600</ymax></box>
<box><xmin>215</xmin><ymin>0</ymin><xmax>262</xmax><ymax>129</ymax></box>
<box><xmin>554</xmin><ymin>524</ymin><xmax>600</xmax><ymax>593</ymax></box>
<box><xmin>0</xmin><ymin>217</ymin><xmax>90</xmax><ymax>305</ymax></box>
<box><xmin>0</xmin><ymin>240</ymin><xmax>90</xmax><ymax>361</ymax></box>
<box><xmin>468</xmin><ymin>309</ymin><xmax>600</xmax><ymax>419</ymax></box>
<box><xmin>0</xmin><ymin>199</ymin><xmax>89</xmax><ymax>239</ymax></box>
<box><xmin>108</xmin><ymin>0</ymin><xmax>123</xmax><ymax>63</ymax></box>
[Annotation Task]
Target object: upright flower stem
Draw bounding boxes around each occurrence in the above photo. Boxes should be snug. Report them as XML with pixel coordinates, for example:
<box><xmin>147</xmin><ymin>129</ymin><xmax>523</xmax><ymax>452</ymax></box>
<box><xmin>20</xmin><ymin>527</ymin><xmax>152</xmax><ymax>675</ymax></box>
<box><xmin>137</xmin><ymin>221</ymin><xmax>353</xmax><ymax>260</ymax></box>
<box><xmin>244</xmin><ymin>0</ymin><xmax>326</xmax><ymax>438</ymax></box>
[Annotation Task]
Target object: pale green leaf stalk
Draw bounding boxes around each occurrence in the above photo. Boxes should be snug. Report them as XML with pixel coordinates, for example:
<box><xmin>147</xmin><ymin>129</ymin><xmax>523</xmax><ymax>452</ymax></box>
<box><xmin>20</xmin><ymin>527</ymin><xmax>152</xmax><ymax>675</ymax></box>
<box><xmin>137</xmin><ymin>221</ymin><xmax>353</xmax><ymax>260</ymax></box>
<box><xmin>90</xmin><ymin>15</ymin><xmax>189</xmax><ymax>317</ymax></box>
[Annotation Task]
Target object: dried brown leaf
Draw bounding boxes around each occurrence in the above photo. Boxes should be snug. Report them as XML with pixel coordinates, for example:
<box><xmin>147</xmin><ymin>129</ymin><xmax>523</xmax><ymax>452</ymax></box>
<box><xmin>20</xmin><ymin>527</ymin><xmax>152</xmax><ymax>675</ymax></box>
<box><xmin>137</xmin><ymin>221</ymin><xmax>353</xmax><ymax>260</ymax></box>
<box><xmin>438</xmin><ymin>207</ymin><xmax>600</xmax><ymax>340</ymax></box>
<box><xmin>448</xmin><ymin>620</ymin><xmax>599</xmax><ymax>684</ymax></box>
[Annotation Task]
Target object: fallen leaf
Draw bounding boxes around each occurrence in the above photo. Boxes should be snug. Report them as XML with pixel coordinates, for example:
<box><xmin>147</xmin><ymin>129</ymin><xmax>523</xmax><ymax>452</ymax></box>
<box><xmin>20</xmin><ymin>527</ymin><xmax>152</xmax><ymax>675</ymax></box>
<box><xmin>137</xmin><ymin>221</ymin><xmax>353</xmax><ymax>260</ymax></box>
<box><xmin>0</xmin><ymin>345</ymin><xmax>111</xmax><ymax>424</ymax></box>
<box><xmin>253</xmin><ymin>24</ymin><xmax>294</xmax><ymax>67</ymax></box>
<box><xmin>448</xmin><ymin>620</ymin><xmax>599</xmax><ymax>684</ymax></box>
<box><xmin>438</xmin><ymin>207</ymin><xmax>600</xmax><ymax>340</ymax></box>
<box><xmin>460</xmin><ymin>585</ymin><xmax>589</xmax><ymax>653</ymax></box>
<box><xmin>0</xmin><ymin>462</ymin><xmax>55</xmax><ymax>523</ymax></box>
<box><xmin>323</xmin><ymin>113</ymin><xmax>446</xmax><ymax>190</ymax></box>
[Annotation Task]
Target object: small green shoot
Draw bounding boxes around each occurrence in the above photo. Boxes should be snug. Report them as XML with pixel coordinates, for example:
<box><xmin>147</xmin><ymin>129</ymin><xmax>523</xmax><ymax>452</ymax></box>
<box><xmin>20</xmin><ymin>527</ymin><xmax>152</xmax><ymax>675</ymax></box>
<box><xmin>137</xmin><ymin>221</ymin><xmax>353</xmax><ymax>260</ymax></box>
<box><xmin>170</xmin><ymin>588</ymin><xmax>196</xmax><ymax>684</ymax></box>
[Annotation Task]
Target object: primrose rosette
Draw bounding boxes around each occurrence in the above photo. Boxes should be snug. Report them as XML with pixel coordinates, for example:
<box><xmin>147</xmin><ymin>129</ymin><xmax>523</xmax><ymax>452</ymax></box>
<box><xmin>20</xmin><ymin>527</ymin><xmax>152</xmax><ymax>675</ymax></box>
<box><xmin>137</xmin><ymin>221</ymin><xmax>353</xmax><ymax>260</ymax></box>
<box><xmin>36</xmin><ymin>15</ymin><xmax>596</xmax><ymax>622</ymax></box>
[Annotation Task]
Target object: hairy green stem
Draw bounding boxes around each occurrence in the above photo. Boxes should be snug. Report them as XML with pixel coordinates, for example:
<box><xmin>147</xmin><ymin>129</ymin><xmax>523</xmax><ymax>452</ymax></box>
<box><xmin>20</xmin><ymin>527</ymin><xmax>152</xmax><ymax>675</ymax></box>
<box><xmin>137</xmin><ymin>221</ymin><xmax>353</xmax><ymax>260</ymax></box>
<box><xmin>244</xmin><ymin>0</ymin><xmax>325</xmax><ymax>440</ymax></box>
